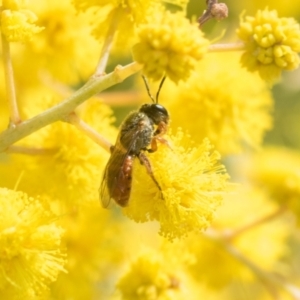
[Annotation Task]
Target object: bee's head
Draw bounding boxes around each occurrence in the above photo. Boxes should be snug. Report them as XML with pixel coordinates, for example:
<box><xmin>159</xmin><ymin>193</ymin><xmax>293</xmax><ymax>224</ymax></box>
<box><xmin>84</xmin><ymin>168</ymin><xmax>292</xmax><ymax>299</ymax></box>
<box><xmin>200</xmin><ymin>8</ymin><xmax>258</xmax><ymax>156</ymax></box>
<box><xmin>139</xmin><ymin>103</ymin><xmax>169</xmax><ymax>125</ymax></box>
<box><xmin>140</xmin><ymin>76</ymin><xmax>169</xmax><ymax>125</ymax></box>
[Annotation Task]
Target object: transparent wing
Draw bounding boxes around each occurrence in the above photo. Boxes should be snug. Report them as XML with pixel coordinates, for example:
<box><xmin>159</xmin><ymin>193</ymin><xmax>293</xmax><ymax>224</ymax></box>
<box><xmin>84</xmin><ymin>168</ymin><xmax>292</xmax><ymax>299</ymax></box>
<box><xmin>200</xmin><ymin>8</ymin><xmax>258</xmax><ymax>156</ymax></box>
<box><xmin>99</xmin><ymin>164</ymin><xmax>112</xmax><ymax>208</ymax></box>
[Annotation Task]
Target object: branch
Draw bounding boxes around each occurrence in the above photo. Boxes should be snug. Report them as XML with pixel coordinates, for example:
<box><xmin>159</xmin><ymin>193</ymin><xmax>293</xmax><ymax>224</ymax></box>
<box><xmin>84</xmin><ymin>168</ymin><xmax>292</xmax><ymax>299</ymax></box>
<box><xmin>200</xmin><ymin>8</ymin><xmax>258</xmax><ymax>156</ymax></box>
<box><xmin>1</xmin><ymin>33</ymin><xmax>21</xmax><ymax>125</ymax></box>
<box><xmin>222</xmin><ymin>206</ymin><xmax>286</xmax><ymax>241</ymax></box>
<box><xmin>95</xmin><ymin>8</ymin><xmax>121</xmax><ymax>75</ymax></box>
<box><xmin>0</xmin><ymin>62</ymin><xmax>143</xmax><ymax>152</ymax></box>
<box><xmin>6</xmin><ymin>145</ymin><xmax>57</xmax><ymax>155</ymax></box>
<box><xmin>208</xmin><ymin>42</ymin><xmax>245</xmax><ymax>52</ymax></box>
<box><xmin>66</xmin><ymin>112</ymin><xmax>112</xmax><ymax>153</ymax></box>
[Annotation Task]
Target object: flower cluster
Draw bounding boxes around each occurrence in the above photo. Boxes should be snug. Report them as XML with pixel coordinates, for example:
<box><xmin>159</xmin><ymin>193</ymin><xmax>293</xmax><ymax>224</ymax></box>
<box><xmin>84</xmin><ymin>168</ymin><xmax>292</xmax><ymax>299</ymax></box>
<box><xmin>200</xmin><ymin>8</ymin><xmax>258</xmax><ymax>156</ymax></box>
<box><xmin>124</xmin><ymin>129</ymin><xmax>230</xmax><ymax>240</ymax></box>
<box><xmin>237</xmin><ymin>7</ymin><xmax>300</xmax><ymax>83</ymax></box>
<box><xmin>132</xmin><ymin>10</ymin><xmax>209</xmax><ymax>82</ymax></box>
<box><xmin>0</xmin><ymin>188</ymin><xmax>66</xmax><ymax>299</ymax></box>
<box><xmin>118</xmin><ymin>253</ymin><xmax>181</xmax><ymax>299</ymax></box>
<box><xmin>14</xmin><ymin>0</ymin><xmax>101</xmax><ymax>85</ymax></box>
<box><xmin>0</xmin><ymin>0</ymin><xmax>43</xmax><ymax>42</ymax></box>
<box><xmin>117</xmin><ymin>246</ymin><xmax>201</xmax><ymax>300</ymax></box>
<box><xmin>161</xmin><ymin>52</ymin><xmax>273</xmax><ymax>155</ymax></box>
<box><xmin>72</xmin><ymin>0</ymin><xmax>163</xmax><ymax>50</ymax></box>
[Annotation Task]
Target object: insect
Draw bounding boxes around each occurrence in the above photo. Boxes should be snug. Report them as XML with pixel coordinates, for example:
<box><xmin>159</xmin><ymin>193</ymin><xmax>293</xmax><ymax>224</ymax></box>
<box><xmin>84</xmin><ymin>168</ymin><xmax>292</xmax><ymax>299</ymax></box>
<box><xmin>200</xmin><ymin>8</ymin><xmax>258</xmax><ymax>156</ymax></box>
<box><xmin>100</xmin><ymin>76</ymin><xmax>169</xmax><ymax>208</ymax></box>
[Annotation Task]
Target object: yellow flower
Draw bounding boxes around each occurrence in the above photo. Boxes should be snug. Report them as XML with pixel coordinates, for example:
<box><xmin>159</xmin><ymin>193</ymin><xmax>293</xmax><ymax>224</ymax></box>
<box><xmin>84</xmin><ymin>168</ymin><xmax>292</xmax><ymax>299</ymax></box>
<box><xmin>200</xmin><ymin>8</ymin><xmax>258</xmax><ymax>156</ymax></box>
<box><xmin>71</xmin><ymin>0</ymin><xmax>117</xmax><ymax>11</ymax></box>
<box><xmin>237</xmin><ymin>8</ymin><xmax>300</xmax><ymax>83</ymax></box>
<box><xmin>0</xmin><ymin>188</ymin><xmax>66</xmax><ymax>299</ymax></box>
<box><xmin>72</xmin><ymin>0</ymin><xmax>187</xmax><ymax>12</ymax></box>
<box><xmin>118</xmin><ymin>252</ymin><xmax>176</xmax><ymax>300</ymax></box>
<box><xmin>229</xmin><ymin>1</ymin><xmax>300</xmax><ymax>25</ymax></box>
<box><xmin>247</xmin><ymin>147</ymin><xmax>300</xmax><ymax>220</ymax></box>
<box><xmin>161</xmin><ymin>52</ymin><xmax>273</xmax><ymax>155</ymax></box>
<box><xmin>50</xmin><ymin>204</ymin><xmax>130</xmax><ymax>299</ymax></box>
<box><xmin>72</xmin><ymin>0</ymin><xmax>163</xmax><ymax>51</ymax></box>
<box><xmin>12</xmin><ymin>0</ymin><xmax>101</xmax><ymax>85</ymax></box>
<box><xmin>132</xmin><ymin>10</ymin><xmax>209</xmax><ymax>83</ymax></box>
<box><xmin>117</xmin><ymin>246</ymin><xmax>207</xmax><ymax>300</ymax></box>
<box><xmin>0</xmin><ymin>0</ymin><xmax>43</xmax><ymax>42</ymax></box>
<box><xmin>123</xmin><ymin>129</ymin><xmax>229</xmax><ymax>240</ymax></box>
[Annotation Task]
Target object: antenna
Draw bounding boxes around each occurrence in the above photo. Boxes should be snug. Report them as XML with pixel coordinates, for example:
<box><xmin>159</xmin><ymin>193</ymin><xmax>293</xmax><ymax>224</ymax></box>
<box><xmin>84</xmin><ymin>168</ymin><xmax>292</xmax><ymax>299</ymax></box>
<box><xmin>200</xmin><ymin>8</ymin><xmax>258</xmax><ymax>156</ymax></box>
<box><xmin>155</xmin><ymin>76</ymin><xmax>166</xmax><ymax>103</ymax></box>
<box><xmin>142</xmin><ymin>75</ymin><xmax>166</xmax><ymax>104</ymax></box>
<box><xmin>142</xmin><ymin>75</ymin><xmax>155</xmax><ymax>103</ymax></box>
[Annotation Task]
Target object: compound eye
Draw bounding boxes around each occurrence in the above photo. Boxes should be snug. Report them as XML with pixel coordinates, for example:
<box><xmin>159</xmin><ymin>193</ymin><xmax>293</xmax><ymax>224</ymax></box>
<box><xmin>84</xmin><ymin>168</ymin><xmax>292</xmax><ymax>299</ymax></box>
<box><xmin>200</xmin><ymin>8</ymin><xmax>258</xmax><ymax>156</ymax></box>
<box><xmin>154</xmin><ymin>104</ymin><xmax>168</xmax><ymax>117</ymax></box>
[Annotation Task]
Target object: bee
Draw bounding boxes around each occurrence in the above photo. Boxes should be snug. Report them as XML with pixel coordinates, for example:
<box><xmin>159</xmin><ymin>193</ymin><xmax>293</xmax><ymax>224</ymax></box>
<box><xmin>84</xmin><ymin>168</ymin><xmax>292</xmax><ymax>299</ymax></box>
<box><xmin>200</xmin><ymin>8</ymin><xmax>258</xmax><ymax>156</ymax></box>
<box><xmin>100</xmin><ymin>76</ymin><xmax>169</xmax><ymax>208</ymax></box>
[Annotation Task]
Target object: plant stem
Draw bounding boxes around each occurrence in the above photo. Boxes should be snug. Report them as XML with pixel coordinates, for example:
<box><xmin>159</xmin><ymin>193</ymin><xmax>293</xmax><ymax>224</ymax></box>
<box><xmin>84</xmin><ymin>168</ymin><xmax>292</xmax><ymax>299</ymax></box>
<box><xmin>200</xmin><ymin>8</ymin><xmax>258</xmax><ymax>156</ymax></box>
<box><xmin>1</xmin><ymin>33</ymin><xmax>21</xmax><ymax>125</ymax></box>
<box><xmin>95</xmin><ymin>8</ymin><xmax>121</xmax><ymax>75</ymax></box>
<box><xmin>66</xmin><ymin>113</ymin><xmax>112</xmax><ymax>153</ymax></box>
<box><xmin>0</xmin><ymin>62</ymin><xmax>143</xmax><ymax>152</ymax></box>
<box><xmin>208</xmin><ymin>42</ymin><xmax>245</xmax><ymax>52</ymax></box>
<box><xmin>6</xmin><ymin>146</ymin><xmax>57</xmax><ymax>155</ymax></box>
<box><xmin>223</xmin><ymin>206</ymin><xmax>286</xmax><ymax>240</ymax></box>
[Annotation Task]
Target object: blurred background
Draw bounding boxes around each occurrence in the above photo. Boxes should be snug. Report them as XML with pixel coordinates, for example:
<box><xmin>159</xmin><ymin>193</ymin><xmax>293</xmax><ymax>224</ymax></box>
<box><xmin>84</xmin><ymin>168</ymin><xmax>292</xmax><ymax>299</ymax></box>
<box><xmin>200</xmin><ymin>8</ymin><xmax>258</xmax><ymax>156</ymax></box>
<box><xmin>187</xmin><ymin>0</ymin><xmax>300</xmax><ymax>150</ymax></box>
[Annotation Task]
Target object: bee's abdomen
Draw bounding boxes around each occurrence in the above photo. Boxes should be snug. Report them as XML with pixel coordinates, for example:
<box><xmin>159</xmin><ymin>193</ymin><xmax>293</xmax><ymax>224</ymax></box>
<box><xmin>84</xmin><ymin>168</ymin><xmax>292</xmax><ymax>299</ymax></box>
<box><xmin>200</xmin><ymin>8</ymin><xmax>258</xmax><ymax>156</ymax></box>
<box><xmin>108</xmin><ymin>153</ymin><xmax>134</xmax><ymax>207</ymax></box>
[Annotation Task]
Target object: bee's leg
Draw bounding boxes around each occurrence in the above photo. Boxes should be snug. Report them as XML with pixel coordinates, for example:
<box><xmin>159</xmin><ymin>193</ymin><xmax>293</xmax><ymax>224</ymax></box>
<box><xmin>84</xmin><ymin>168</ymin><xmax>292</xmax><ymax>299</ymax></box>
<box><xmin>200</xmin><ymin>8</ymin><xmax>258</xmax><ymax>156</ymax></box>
<box><xmin>144</xmin><ymin>137</ymin><xmax>170</xmax><ymax>153</ymax></box>
<box><xmin>144</xmin><ymin>137</ymin><xmax>171</xmax><ymax>153</ymax></box>
<box><xmin>142</xmin><ymin>137</ymin><xmax>159</xmax><ymax>153</ymax></box>
<box><xmin>145</xmin><ymin>135</ymin><xmax>171</xmax><ymax>154</ymax></box>
<box><xmin>138</xmin><ymin>152</ymin><xmax>164</xmax><ymax>200</ymax></box>
<box><xmin>153</xmin><ymin>121</ymin><xmax>168</xmax><ymax>137</ymax></box>
<box><xmin>153</xmin><ymin>121</ymin><xmax>172</xmax><ymax>149</ymax></box>
<box><xmin>146</xmin><ymin>137</ymin><xmax>158</xmax><ymax>153</ymax></box>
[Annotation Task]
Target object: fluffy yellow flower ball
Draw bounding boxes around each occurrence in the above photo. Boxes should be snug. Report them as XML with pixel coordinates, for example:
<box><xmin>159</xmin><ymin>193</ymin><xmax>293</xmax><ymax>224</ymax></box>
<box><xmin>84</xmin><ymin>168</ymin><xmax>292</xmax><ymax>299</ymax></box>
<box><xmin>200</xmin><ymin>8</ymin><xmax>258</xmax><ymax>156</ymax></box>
<box><xmin>132</xmin><ymin>10</ymin><xmax>209</xmax><ymax>83</ymax></box>
<box><xmin>237</xmin><ymin>8</ymin><xmax>300</xmax><ymax>83</ymax></box>
<box><xmin>123</xmin><ymin>129</ymin><xmax>229</xmax><ymax>240</ymax></box>
<box><xmin>0</xmin><ymin>0</ymin><xmax>43</xmax><ymax>42</ymax></box>
<box><xmin>0</xmin><ymin>188</ymin><xmax>66</xmax><ymax>299</ymax></box>
<box><xmin>117</xmin><ymin>246</ymin><xmax>208</xmax><ymax>300</ymax></box>
<box><xmin>160</xmin><ymin>52</ymin><xmax>273</xmax><ymax>155</ymax></box>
